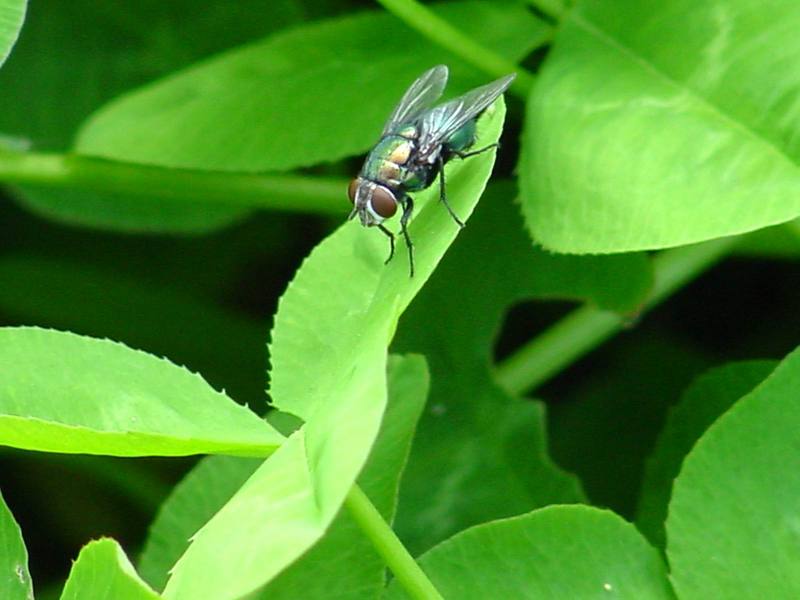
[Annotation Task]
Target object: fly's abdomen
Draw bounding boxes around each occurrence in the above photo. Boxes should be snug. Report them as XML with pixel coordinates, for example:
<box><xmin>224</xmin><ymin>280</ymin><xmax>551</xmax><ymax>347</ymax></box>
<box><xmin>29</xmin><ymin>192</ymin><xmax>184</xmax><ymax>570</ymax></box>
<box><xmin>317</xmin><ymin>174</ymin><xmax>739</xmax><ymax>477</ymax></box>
<box><xmin>444</xmin><ymin>119</ymin><xmax>476</xmax><ymax>154</ymax></box>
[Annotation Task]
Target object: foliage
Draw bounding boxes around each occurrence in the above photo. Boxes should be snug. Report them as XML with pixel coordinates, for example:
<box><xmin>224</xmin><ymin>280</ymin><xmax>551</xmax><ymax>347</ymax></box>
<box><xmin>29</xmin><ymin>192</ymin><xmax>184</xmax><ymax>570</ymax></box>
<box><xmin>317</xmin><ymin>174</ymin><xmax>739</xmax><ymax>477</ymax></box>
<box><xmin>0</xmin><ymin>0</ymin><xmax>799</xmax><ymax>598</ymax></box>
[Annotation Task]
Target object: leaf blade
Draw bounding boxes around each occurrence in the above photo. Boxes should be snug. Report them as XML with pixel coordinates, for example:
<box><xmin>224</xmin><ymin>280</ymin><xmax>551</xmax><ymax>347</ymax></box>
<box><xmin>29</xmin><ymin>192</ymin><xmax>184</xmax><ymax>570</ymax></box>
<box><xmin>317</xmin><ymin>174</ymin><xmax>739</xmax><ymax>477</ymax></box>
<box><xmin>520</xmin><ymin>0</ymin><xmax>800</xmax><ymax>253</ymax></box>
<box><xmin>0</xmin><ymin>327</ymin><xmax>282</xmax><ymax>456</ymax></box>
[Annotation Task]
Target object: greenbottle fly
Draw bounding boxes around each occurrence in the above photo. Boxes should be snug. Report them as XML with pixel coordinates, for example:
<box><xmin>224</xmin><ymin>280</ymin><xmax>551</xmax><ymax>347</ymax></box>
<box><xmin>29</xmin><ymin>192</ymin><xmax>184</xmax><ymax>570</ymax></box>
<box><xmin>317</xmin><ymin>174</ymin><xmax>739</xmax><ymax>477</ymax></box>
<box><xmin>347</xmin><ymin>65</ymin><xmax>515</xmax><ymax>276</ymax></box>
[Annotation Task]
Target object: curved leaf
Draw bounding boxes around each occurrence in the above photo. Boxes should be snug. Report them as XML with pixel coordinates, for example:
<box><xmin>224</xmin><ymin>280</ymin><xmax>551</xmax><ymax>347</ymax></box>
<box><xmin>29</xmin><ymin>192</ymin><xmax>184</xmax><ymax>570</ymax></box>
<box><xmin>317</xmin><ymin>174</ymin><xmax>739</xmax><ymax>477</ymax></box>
<box><xmin>0</xmin><ymin>0</ymin><xmax>305</xmax><ymax>149</ymax></box>
<box><xmin>0</xmin><ymin>0</ymin><xmax>24</xmax><ymax>68</ymax></box>
<box><xmin>75</xmin><ymin>2</ymin><xmax>546</xmax><ymax>171</ymax></box>
<box><xmin>10</xmin><ymin>184</ymin><xmax>249</xmax><ymax>234</ymax></box>
<box><xmin>0</xmin><ymin>0</ymin><xmax>300</xmax><ymax>232</ymax></box>
<box><xmin>637</xmin><ymin>360</ymin><xmax>776</xmax><ymax>548</ymax></box>
<box><xmin>521</xmin><ymin>0</ymin><xmax>800</xmax><ymax>253</ymax></box>
<box><xmin>0</xmin><ymin>490</ymin><xmax>31</xmax><ymax>600</ymax></box>
<box><xmin>667</xmin><ymin>346</ymin><xmax>800</xmax><ymax>598</ymax></box>
<box><xmin>61</xmin><ymin>539</ymin><xmax>158</xmax><ymax>600</ymax></box>
<box><xmin>386</xmin><ymin>506</ymin><xmax>675</xmax><ymax>599</ymax></box>
<box><xmin>0</xmin><ymin>327</ymin><xmax>282</xmax><ymax>456</ymax></box>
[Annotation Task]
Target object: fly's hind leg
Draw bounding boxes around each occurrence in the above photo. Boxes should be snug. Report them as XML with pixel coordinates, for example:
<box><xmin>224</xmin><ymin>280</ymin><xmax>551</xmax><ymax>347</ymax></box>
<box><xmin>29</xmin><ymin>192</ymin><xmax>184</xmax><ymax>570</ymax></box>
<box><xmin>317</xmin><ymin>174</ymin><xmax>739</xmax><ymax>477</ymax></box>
<box><xmin>453</xmin><ymin>142</ymin><xmax>499</xmax><ymax>159</ymax></box>
<box><xmin>437</xmin><ymin>154</ymin><xmax>465</xmax><ymax>228</ymax></box>
<box><xmin>398</xmin><ymin>195</ymin><xmax>415</xmax><ymax>277</ymax></box>
<box><xmin>377</xmin><ymin>224</ymin><xmax>395</xmax><ymax>265</ymax></box>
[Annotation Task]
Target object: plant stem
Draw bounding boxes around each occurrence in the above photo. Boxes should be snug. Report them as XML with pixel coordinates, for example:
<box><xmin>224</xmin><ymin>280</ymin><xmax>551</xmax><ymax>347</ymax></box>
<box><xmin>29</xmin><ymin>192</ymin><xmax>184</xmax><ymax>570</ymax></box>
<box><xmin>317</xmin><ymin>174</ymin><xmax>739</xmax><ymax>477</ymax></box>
<box><xmin>374</xmin><ymin>0</ymin><xmax>537</xmax><ymax>99</ymax></box>
<box><xmin>345</xmin><ymin>485</ymin><xmax>443</xmax><ymax>600</ymax></box>
<box><xmin>0</xmin><ymin>150</ymin><xmax>346</xmax><ymax>215</ymax></box>
<box><xmin>495</xmin><ymin>237</ymin><xmax>740</xmax><ymax>395</ymax></box>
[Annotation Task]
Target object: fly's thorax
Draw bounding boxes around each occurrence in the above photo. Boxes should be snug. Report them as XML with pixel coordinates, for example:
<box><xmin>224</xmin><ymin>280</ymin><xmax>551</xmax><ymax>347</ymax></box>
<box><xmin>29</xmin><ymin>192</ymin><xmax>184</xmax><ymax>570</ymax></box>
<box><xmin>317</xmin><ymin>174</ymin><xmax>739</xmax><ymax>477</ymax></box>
<box><xmin>362</xmin><ymin>134</ymin><xmax>417</xmax><ymax>189</ymax></box>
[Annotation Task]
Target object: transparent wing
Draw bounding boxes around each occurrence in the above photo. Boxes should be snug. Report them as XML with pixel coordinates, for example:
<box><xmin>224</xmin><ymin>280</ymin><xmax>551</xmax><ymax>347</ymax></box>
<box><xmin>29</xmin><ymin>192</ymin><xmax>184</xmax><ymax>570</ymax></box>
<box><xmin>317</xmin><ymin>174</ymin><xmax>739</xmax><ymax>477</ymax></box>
<box><xmin>381</xmin><ymin>65</ymin><xmax>449</xmax><ymax>135</ymax></box>
<box><xmin>417</xmin><ymin>73</ymin><xmax>516</xmax><ymax>155</ymax></box>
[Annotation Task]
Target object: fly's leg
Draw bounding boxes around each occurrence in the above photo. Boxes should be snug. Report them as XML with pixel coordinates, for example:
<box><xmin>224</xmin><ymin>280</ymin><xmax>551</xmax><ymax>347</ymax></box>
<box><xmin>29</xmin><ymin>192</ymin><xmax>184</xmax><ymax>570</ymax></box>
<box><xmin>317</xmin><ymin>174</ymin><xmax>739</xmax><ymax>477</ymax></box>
<box><xmin>453</xmin><ymin>142</ymin><xmax>499</xmax><ymax>159</ymax></box>
<box><xmin>377</xmin><ymin>224</ymin><xmax>395</xmax><ymax>265</ymax></box>
<box><xmin>437</xmin><ymin>153</ymin><xmax>465</xmax><ymax>228</ymax></box>
<box><xmin>399</xmin><ymin>195</ymin><xmax>415</xmax><ymax>277</ymax></box>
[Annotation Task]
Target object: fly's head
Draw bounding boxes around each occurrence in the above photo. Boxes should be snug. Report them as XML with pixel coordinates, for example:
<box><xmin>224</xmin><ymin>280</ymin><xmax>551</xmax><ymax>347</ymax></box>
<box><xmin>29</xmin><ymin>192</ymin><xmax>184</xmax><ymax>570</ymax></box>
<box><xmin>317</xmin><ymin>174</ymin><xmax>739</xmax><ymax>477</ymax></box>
<box><xmin>347</xmin><ymin>177</ymin><xmax>398</xmax><ymax>227</ymax></box>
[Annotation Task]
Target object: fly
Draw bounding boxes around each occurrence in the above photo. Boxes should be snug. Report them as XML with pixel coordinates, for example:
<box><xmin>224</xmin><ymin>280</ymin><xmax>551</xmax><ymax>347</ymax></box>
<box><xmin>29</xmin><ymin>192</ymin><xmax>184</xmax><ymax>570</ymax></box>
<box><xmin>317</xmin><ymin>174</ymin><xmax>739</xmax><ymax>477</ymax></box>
<box><xmin>347</xmin><ymin>65</ymin><xmax>515</xmax><ymax>276</ymax></box>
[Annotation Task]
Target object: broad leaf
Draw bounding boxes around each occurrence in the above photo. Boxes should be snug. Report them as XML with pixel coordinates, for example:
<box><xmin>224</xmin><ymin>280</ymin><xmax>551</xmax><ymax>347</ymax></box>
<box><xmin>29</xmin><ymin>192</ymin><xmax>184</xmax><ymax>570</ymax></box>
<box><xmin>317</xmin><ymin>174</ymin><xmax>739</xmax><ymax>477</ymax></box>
<box><xmin>0</xmin><ymin>490</ymin><xmax>32</xmax><ymax>600</ymax></box>
<box><xmin>0</xmin><ymin>0</ymin><xmax>305</xmax><ymax>232</ymax></box>
<box><xmin>0</xmin><ymin>327</ymin><xmax>282</xmax><ymax>456</ymax></box>
<box><xmin>520</xmin><ymin>0</ymin><xmax>800</xmax><ymax>253</ymax></box>
<box><xmin>637</xmin><ymin>360</ymin><xmax>776</xmax><ymax>548</ymax></box>
<box><xmin>0</xmin><ymin>255</ymin><xmax>268</xmax><ymax>408</ymax></box>
<box><xmin>161</xmin><ymin>99</ymin><xmax>507</xmax><ymax>600</ymax></box>
<box><xmin>9</xmin><ymin>184</ymin><xmax>249</xmax><ymax>234</ymax></box>
<box><xmin>667</xmin><ymin>346</ymin><xmax>800</xmax><ymax>598</ymax></box>
<box><xmin>386</xmin><ymin>506</ymin><xmax>675</xmax><ymax>599</ymax></box>
<box><xmin>736</xmin><ymin>222</ymin><xmax>800</xmax><ymax>260</ymax></box>
<box><xmin>0</xmin><ymin>0</ymin><xmax>25</xmax><ymax>68</ymax></box>
<box><xmin>75</xmin><ymin>2</ymin><xmax>547</xmax><ymax>171</ymax></box>
<box><xmin>0</xmin><ymin>0</ymin><xmax>305</xmax><ymax>148</ymax></box>
<box><xmin>61</xmin><ymin>539</ymin><xmax>159</xmax><ymax>600</ymax></box>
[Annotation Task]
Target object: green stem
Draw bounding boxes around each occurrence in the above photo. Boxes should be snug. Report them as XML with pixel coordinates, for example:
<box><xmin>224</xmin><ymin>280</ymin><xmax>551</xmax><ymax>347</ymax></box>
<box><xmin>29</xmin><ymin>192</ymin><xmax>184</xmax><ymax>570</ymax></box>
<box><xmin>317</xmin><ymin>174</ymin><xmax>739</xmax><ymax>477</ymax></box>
<box><xmin>495</xmin><ymin>237</ymin><xmax>740</xmax><ymax>395</ymax></box>
<box><xmin>374</xmin><ymin>0</ymin><xmax>537</xmax><ymax>99</ymax></box>
<box><xmin>345</xmin><ymin>485</ymin><xmax>443</xmax><ymax>600</ymax></box>
<box><xmin>0</xmin><ymin>150</ymin><xmax>347</xmax><ymax>215</ymax></box>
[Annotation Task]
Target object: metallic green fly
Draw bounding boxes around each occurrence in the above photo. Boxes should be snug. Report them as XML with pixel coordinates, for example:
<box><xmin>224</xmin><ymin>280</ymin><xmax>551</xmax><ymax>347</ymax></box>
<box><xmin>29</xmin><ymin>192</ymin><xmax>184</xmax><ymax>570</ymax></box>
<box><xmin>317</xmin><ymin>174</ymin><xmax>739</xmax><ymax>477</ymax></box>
<box><xmin>347</xmin><ymin>65</ymin><xmax>515</xmax><ymax>276</ymax></box>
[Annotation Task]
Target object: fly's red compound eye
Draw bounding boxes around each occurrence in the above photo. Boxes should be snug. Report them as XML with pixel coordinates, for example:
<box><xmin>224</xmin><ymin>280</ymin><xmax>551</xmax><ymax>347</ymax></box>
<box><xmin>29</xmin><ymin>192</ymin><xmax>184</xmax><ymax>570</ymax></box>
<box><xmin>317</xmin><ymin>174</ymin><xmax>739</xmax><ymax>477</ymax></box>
<box><xmin>347</xmin><ymin>179</ymin><xmax>359</xmax><ymax>204</ymax></box>
<box><xmin>370</xmin><ymin>186</ymin><xmax>398</xmax><ymax>219</ymax></box>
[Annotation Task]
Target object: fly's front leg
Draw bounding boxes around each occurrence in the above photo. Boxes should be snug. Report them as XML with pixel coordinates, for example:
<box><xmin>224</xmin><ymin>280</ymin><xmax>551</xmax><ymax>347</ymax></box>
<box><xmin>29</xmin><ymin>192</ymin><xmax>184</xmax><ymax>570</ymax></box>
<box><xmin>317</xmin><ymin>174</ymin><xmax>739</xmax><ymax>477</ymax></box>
<box><xmin>377</xmin><ymin>224</ymin><xmax>395</xmax><ymax>265</ymax></box>
<box><xmin>437</xmin><ymin>153</ymin><xmax>465</xmax><ymax>228</ymax></box>
<box><xmin>398</xmin><ymin>195</ymin><xmax>415</xmax><ymax>277</ymax></box>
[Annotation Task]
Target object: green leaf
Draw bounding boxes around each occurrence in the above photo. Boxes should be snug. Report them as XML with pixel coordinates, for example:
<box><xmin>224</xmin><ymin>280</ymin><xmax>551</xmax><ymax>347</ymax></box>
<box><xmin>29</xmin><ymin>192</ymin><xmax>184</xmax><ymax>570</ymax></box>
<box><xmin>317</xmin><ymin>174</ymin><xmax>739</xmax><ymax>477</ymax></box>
<box><xmin>75</xmin><ymin>2</ymin><xmax>547</xmax><ymax>171</ymax></box>
<box><xmin>392</xmin><ymin>184</ymin><xmax>655</xmax><ymax>552</ymax></box>
<box><xmin>61</xmin><ymin>539</ymin><xmax>159</xmax><ymax>600</ymax></box>
<box><xmin>0</xmin><ymin>490</ymin><xmax>32</xmax><ymax>600</ymax></box>
<box><xmin>637</xmin><ymin>360</ymin><xmax>776</xmax><ymax>548</ymax></box>
<box><xmin>0</xmin><ymin>0</ymin><xmax>303</xmax><ymax>232</ymax></box>
<box><xmin>0</xmin><ymin>0</ymin><xmax>25</xmax><ymax>68</ymax></box>
<box><xmin>139</xmin><ymin>355</ymin><xmax>428</xmax><ymax>597</ymax></box>
<box><xmin>0</xmin><ymin>0</ymin><xmax>305</xmax><ymax>149</ymax></box>
<box><xmin>386</xmin><ymin>506</ymin><xmax>675</xmax><ymax>599</ymax></box>
<box><xmin>520</xmin><ymin>0</ymin><xmax>800</xmax><ymax>253</ymax></box>
<box><xmin>0</xmin><ymin>327</ymin><xmax>282</xmax><ymax>456</ymax></box>
<box><xmin>9</xmin><ymin>184</ymin><xmax>249</xmax><ymax>234</ymax></box>
<box><xmin>161</xmin><ymin>100</ymin><xmax>507</xmax><ymax>600</ymax></box>
<box><xmin>0</xmin><ymin>255</ymin><xmax>268</xmax><ymax>408</ymax></box>
<box><xmin>735</xmin><ymin>222</ymin><xmax>800</xmax><ymax>260</ymax></box>
<box><xmin>667</xmin><ymin>345</ymin><xmax>800</xmax><ymax>599</ymax></box>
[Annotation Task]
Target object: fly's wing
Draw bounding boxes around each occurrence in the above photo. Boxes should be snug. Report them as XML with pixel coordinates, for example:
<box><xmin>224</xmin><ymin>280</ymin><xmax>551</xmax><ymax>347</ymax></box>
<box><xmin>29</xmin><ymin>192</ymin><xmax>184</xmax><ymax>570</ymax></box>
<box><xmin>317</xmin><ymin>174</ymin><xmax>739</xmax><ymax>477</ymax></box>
<box><xmin>416</xmin><ymin>73</ymin><xmax>516</xmax><ymax>156</ymax></box>
<box><xmin>381</xmin><ymin>65</ymin><xmax>449</xmax><ymax>135</ymax></box>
